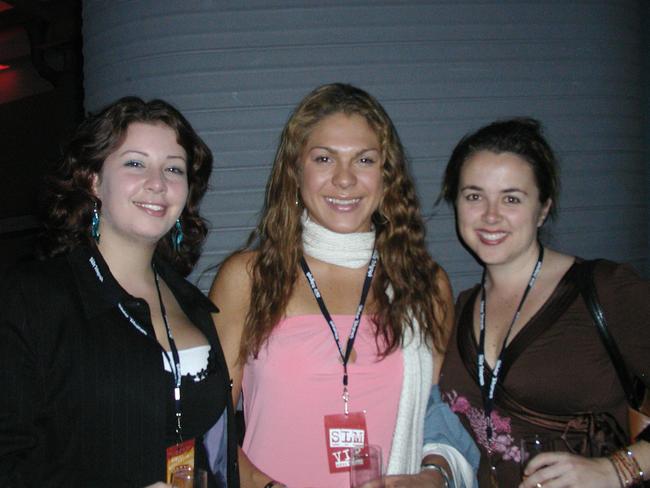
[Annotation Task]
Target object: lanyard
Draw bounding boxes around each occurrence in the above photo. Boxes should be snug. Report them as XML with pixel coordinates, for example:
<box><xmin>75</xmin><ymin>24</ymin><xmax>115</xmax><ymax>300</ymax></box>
<box><xmin>299</xmin><ymin>250</ymin><xmax>378</xmax><ymax>414</ymax></box>
<box><xmin>477</xmin><ymin>245</ymin><xmax>544</xmax><ymax>446</ymax></box>
<box><xmin>86</xmin><ymin>256</ymin><xmax>185</xmax><ymax>441</ymax></box>
<box><xmin>153</xmin><ymin>265</ymin><xmax>184</xmax><ymax>442</ymax></box>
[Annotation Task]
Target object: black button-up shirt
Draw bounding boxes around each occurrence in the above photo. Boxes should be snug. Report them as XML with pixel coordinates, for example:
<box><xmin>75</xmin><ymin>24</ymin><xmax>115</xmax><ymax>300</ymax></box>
<box><xmin>0</xmin><ymin>246</ymin><xmax>239</xmax><ymax>487</ymax></box>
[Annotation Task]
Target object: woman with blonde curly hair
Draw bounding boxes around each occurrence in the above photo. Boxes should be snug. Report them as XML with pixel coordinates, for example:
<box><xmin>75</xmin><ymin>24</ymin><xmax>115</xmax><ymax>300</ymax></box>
<box><xmin>210</xmin><ymin>83</ymin><xmax>477</xmax><ymax>487</ymax></box>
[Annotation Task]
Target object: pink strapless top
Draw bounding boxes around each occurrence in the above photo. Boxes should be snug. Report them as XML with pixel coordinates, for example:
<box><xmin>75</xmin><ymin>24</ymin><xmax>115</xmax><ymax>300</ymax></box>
<box><xmin>242</xmin><ymin>314</ymin><xmax>403</xmax><ymax>487</ymax></box>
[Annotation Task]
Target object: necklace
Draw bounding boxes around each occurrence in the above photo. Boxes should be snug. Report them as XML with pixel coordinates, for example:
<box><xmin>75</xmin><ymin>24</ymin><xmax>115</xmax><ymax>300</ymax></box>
<box><xmin>301</xmin><ymin>211</ymin><xmax>375</xmax><ymax>269</ymax></box>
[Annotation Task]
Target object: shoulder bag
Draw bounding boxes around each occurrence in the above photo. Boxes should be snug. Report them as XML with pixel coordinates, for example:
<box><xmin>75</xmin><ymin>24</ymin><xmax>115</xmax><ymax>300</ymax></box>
<box><xmin>579</xmin><ymin>259</ymin><xmax>650</xmax><ymax>442</ymax></box>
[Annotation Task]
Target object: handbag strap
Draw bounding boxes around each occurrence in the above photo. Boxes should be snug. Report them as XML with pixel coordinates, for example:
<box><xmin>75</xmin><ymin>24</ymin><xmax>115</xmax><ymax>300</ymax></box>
<box><xmin>578</xmin><ymin>259</ymin><xmax>640</xmax><ymax>409</ymax></box>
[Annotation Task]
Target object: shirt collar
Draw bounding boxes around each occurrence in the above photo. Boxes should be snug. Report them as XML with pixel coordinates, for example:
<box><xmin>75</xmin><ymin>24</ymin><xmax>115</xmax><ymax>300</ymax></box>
<box><xmin>68</xmin><ymin>245</ymin><xmax>130</xmax><ymax>318</ymax></box>
<box><xmin>68</xmin><ymin>245</ymin><xmax>218</xmax><ymax>319</ymax></box>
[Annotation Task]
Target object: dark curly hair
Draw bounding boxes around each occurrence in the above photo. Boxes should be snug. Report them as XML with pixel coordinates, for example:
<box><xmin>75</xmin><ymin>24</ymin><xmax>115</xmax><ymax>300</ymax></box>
<box><xmin>240</xmin><ymin>83</ymin><xmax>449</xmax><ymax>360</ymax></box>
<box><xmin>441</xmin><ymin>117</ymin><xmax>560</xmax><ymax>219</ymax></box>
<box><xmin>40</xmin><ymin>96</ymin><xmax>213</xmax><ymax>276</ymax></box>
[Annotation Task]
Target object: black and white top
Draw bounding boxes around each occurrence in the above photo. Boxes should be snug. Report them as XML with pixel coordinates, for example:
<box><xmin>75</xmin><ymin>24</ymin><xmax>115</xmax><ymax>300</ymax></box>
<box><xmin>0</xmin><ymin>246</ymin><xmax>239</xmax><ymax>488</ymax></box>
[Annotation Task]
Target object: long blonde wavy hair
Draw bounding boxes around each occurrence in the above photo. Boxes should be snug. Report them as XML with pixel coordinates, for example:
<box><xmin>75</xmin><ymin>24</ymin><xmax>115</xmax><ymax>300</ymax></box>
<box><xmin>240</xmin><ymin>83</ymin><xmax>448</xmax><ymax>361</ymax></box>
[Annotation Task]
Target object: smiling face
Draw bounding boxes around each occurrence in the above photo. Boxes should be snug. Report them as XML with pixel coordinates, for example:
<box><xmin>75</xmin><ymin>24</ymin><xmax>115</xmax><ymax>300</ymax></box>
<box><xmin>298</xmin><ymin>112</ymin><xmax>384</xmax><ymax>234</ymax></box>
<box><xmin>93</xmin><ymin>122</ymin><xmax>188</xmax><ymax>249</ymax></box>
<box><xmin>456</xmin><ymin>150</ymin><xmax>551</xmax><ymax>268</ymax></box>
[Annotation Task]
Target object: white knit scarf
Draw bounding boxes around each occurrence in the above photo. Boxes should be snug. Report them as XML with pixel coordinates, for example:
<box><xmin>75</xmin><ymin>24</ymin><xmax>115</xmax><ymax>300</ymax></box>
<box><xmin>300</xmin><ymin>211</ymin><xmax>375</xmax><ymax>269</ymax></box>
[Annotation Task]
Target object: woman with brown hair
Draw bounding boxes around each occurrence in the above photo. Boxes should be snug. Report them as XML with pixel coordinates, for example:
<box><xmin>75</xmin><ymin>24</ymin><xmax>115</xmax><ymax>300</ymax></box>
<box><xmin>438</xmin><ymin>117</ymin><xmax>650</xmax><ymax>487</ymax></box>
<box><xmin>210</xmin><ymin>83</ymin><xmax>476</xmax><ymax>487</ymax></box>
<box><xmin>0</xmin><ymin>97</ymin><xmax>238</xmax><ymax>487</ymax></box>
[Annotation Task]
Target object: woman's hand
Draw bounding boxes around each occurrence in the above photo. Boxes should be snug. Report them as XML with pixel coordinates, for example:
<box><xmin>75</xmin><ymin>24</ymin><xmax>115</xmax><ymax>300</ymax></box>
<box><xmin>382</xmin><ymin>470</ymin><xmax>448</xmax><ymax>487</ymax></box>
<box><xmin>519</xmin><ymin>452</ymin><xmax>619</xmax><ymax>488</ymax></box>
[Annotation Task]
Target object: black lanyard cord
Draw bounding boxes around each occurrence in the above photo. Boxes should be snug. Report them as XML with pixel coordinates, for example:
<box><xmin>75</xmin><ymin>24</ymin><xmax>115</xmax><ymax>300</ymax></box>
<box><xmin>153</xmin><ymin>264</ymin><xmax>184</xmax><ymax>441</ymax></box>
<box><xmin>87</xmin><ymin>256</ymin><xmax>186</xmax><ymax>441</ymax></box>
<box><xmin>477</xmin><ymin>245</ymin><xmax>544</xmax><ymax>446</ymax></box>
<box><xmin>299</xmin><ymin>250</ymin><xmax>378</xmax><ymax>414</ymax></box>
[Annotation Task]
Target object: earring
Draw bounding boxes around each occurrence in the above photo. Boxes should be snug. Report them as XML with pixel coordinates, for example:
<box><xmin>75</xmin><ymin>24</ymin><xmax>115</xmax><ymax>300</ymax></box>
<box><xmin>374</xmin><ymin>206</ymin><xmax>389</xmax><ymax>226</ymax></box>
<box><xmin>295</xmin><ymin>190</ymin><xmax>300</xmax><ymax>207</ymax></box>
<box><xmin>171</xmin><ymin>219</ymin><xmax>184</xmax><ymax>252</ymax></box>
<box><xmin>91</xmin><ymin>202</ymin><xmax>101</xmax><ymax>243</ymax></box>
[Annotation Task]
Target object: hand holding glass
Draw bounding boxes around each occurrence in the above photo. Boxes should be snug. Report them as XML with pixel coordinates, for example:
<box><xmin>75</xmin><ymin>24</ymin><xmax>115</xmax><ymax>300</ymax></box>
<box><xmin>350</xmin><ymin>444</ymin><xmax>384</xmax><ymax>488</ymax></box>
<box><xmin>170</xmin><ymin>467</ymin><xmax>208</xmax><ymax>488</ymax></box>
<box><xmin>520</xmin><ymin>435</ymin><xmax>554</xmax><ymax>480</ymax></box>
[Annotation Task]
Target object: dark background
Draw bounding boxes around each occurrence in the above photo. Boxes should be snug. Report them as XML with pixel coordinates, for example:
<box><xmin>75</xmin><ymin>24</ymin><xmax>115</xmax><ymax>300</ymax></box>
<box><xmin>0</xmin><ymin>0</ymin><xmax>82</xmax><ymax>270</ymax></box>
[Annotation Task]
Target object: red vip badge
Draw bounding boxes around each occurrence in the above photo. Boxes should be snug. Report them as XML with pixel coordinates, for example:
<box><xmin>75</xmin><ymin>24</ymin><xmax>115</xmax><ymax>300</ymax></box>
<box><xmin>323</xmin><ymin>411</ymin><xmax>368</xmax><ymax>473</ymax></box>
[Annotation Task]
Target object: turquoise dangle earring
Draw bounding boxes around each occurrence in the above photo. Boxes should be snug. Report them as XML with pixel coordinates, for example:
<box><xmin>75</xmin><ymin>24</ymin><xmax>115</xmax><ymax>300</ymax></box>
<box><xmin>91</xmin><ymin>202</ymin><xmax>101</xmax><ymax>243</ymax></box>
<box><xmin>172</xmin><ymin>219</ymin><xmax>183</xmax><ymax>252</ymax></box>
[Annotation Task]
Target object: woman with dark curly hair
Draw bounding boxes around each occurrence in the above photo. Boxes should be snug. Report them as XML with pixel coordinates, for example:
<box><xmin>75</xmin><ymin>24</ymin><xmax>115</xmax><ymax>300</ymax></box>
<box><xmin>0</xmin><ymin>97</ymin><xmax>239</xmax><ymax>487</ymax></box>
<box><xmin>210</xmin><ymin>83</ymin><xmax>477</xmax><ymax>487</ymax></box>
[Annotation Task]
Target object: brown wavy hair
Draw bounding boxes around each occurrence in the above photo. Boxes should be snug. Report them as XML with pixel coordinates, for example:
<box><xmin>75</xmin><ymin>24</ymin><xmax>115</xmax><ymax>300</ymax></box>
<box><xmin>40</xmin><ymin>96</ymin><xmax>213</xmax><ymax>276</ymax></box>
<box><xmin>240</xmin><ymin>83</ymin><xmax>449</xmax><ymax>361</ymax></box>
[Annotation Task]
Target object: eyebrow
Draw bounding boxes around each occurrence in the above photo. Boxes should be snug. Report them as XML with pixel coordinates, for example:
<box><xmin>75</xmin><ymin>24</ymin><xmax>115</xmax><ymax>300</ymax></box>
<box><xmin>309</xmin><ymin>145</ymin><xmax>380</xmax><ymax>156</ymax></box>
<box><xmin>119</xmin><ymin>149</ymin><xmax>187</xmax><ymax>161</ymax></box>
<box><xmin>502</xmin><ymin>188</ymin><xmax>528</xmax><ymax>195</ymax></box>
<box><xmin>460</xmin><ymin>184</ymin><xmax>528</xmax><ymax>195</ymax></box>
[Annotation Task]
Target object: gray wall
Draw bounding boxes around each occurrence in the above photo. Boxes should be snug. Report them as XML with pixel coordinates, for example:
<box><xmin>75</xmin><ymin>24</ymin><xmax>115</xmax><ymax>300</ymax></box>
<box><xmin>83</xmin><ymin>0</ymin><xmax>649</xmax><ymax>293</ymax></box>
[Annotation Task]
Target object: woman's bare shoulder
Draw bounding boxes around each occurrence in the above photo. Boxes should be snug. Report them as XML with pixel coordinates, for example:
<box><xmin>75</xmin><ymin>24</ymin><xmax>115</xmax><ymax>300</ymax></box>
<box><xmin>431</xmin><ymin>264</ymin><xmax>455</xmax><ymax>378</ymax></box>
<box><xmin>434</xmin><ymin>264</ymin><xmax>454</xmax><ymax>305</ymax></box>
<box><xmin>208</xmin><ymin>250</ymin><xmax>258</xmax><ymax>304</ymax></box>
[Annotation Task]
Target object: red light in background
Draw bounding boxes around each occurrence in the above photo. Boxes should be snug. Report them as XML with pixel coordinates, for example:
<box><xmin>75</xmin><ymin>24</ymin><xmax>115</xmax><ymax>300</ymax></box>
<box><xmin>0</xmin><ymin>3</ymin><xmax>19</xmax><ymax>73</ymax></box>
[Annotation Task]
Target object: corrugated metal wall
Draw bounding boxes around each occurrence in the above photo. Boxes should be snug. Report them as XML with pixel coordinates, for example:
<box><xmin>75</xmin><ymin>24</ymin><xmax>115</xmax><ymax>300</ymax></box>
<box><xmin>83</xmin><ymin>0</ymin><xmax>649</xmax><ymax>293</ymax></box>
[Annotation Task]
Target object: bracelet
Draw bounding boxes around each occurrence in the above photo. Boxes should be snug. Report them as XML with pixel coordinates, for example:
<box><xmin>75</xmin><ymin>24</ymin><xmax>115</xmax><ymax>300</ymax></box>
<box><xmin>624</xmin><ymin>449</ymin><xmax>645</xmax><ymax>480</ymax></box>
<box><xmin>421</xmin><ymin>463</ymin><xmax>451</xmax><ymax>488</ymax></box>
<box><xmin>609</xmin><ymin>455</ymin><xmax>625</xmax><ymax>488</ymax></box>
<box><xmin>610</xmin><ymin>449</ymin><xmax>644</xmax><ymax>487</ymax></box>
<box><xmin>611</xmin><ymin>450</ymin><xmax>634</xmax><ymax>487</ymax></box>
<box><xmin>263</xmin><ymin>482</ymin><xmax>277</xmax><ymax>488</ymax></box>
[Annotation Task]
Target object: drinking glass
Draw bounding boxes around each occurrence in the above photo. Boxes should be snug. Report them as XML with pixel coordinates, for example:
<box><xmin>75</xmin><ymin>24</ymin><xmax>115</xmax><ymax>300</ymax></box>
<box><xmin>350</xmin><ymin>444</ymin><xmax>384</xmax><ymax>488</ymax></box>
<box><xmin>520</xmin><ymin>434</ymin><xmax>554</xmax><ymax>481</ymax></box>
<box><xmin>171</xmin><ymin>467</ymin><xmax>208</xmax><ymax>488</ymax></box>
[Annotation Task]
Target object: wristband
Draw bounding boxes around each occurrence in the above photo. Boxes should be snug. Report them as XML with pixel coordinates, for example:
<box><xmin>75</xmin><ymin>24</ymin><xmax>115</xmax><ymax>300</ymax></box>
<box><xmin>610</xmin><ymin>449</ymin><xmax>644</xmax><ymax>487</ymax></box>
<box><xmin>609</xmin><ymin>455</ymin><xmax>624</xmax><ymax>488</ymax></box>
<box><xmin>421</xmin><ymin>463</ymin><xmax>451</xmax><ymax>488</ymax></box>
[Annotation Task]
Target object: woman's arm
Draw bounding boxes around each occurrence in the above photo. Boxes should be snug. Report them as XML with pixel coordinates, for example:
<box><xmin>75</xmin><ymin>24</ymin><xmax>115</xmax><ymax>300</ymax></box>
<box><xmin>0</xmin><ymin>271</ymin><xmax>43</xmax><ymax>488</ymax></box>
<box><xmin>420</xmin><ymin>268</ymin><xmax>478</xmax><ymax>488</ymax></box>
<box><xmin>521</xmin><ymin>261</ymin><xmax>650</xmax><ymax>488</ymax></box>
<box><xmin>386</xmin><ymin>267</ymin><xmax>477</xmax><ymax>488</ymax></box>
<box><xmin>208</xmin><ymin>253</ymin><xmax>251</xmax><ymax>409</ymax></box>
<box><xmin>520</xmin><ymin>440</ymin><xmax>650</xmax><ymax>488</ymax></box>
<box><xmin>209</xmin><ymin>252</ymin><xmax>282</xmax><ymax>488</ymax></box>
<box><xmin>419</xmin><ymin>386</ymin><xmax>480</xmax><ymax>488</ymax></box>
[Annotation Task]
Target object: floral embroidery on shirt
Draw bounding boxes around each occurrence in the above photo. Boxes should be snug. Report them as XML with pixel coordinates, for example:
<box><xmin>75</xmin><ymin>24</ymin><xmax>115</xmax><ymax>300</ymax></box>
<box><xmin>444</xmin><ymin>390</ymin><xmax>522</xmax><ymax>463</ymax></box>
